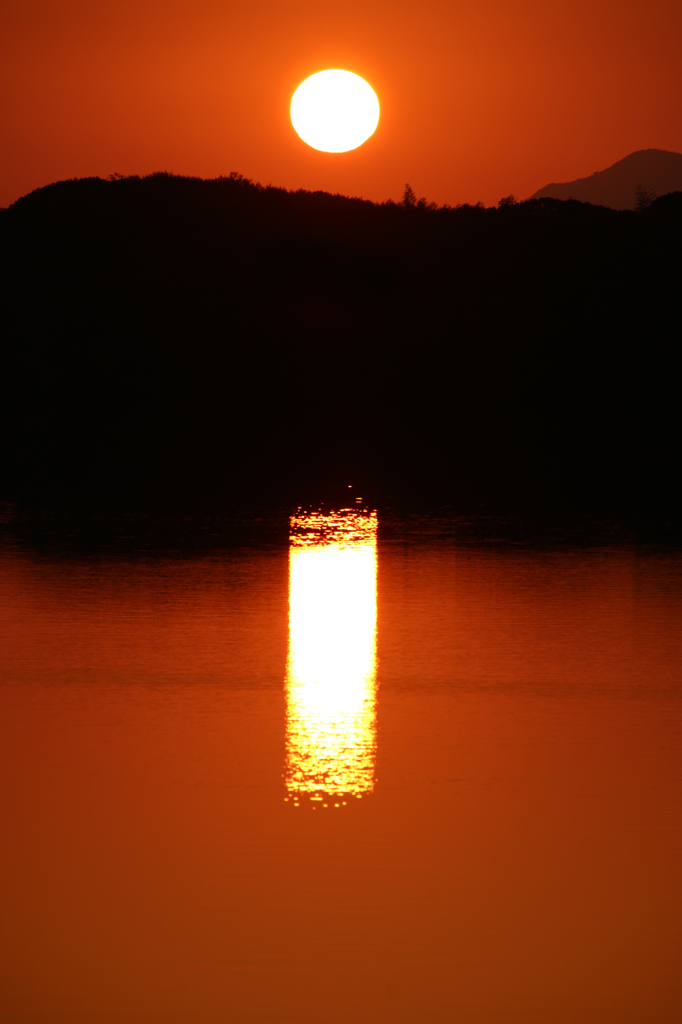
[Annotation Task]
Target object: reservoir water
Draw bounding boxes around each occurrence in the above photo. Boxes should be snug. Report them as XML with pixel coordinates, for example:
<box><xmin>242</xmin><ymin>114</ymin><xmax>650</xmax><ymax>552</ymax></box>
<box><xmin>1</xmin><ymin>510</ymin><xmax>681</xmax><ymax>1024</ymax></box>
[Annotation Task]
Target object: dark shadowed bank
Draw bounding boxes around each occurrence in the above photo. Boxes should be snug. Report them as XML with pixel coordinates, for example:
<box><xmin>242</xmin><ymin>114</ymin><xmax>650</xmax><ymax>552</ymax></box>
<box><xmin>1</xmin><ymin>172</ymin><xmax>680</xmax><ymax>517</ymax></box>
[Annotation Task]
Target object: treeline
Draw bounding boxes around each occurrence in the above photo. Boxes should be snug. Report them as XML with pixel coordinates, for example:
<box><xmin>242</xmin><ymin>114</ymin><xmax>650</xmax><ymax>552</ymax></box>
<box><xmin>1</xmin><ymin>171</ymin><xmax>681</xmax><ymax>514</ymax></box>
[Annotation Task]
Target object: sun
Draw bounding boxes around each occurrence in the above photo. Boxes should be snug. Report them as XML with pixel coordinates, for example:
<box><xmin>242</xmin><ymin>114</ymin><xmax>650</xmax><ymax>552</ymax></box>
<box><xmin>290</xmin><ymin>70</ymin><xmax>380</xmax><ymax>153</ymax></box>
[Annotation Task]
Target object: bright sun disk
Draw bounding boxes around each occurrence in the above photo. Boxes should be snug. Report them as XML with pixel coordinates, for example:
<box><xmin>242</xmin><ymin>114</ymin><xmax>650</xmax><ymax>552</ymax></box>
<box><xmin>290</xmin><ymin>70</ymin><xmax>380</xmax><ymax>153</ymax></box>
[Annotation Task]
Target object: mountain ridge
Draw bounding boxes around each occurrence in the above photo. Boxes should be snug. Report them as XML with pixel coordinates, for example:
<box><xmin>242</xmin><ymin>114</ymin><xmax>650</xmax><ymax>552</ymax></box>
<box><xmin>528</xmin><ymin>149</ymin><xmax>682</xmax><ymax>210</ymax></box>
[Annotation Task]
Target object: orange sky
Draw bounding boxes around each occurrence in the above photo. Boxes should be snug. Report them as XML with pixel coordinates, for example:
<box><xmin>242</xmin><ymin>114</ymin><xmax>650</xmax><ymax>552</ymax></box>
<box><xmin>1</xmin><ymin>0</ymin><xmax>681</xmax><ymax>209</ymax></box>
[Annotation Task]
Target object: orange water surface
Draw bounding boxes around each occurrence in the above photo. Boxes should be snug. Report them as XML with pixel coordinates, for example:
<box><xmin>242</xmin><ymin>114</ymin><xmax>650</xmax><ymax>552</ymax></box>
<box><xmin>1</xmin><ymin>514</ymin><xmax>680</xmax><ymax>1024</ymax></box>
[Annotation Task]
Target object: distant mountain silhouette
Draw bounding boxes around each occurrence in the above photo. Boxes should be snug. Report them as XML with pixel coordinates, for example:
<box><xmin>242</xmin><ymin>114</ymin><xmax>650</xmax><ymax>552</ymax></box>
<box><xmin>528</xmin><ymin>149</ymin><xmax>682</xmax><ymax>210</ymax></box>
<box><xmin>1</xmin><ymin>173</ymin><xmax>681</xmax><ymax>514</ymax></box>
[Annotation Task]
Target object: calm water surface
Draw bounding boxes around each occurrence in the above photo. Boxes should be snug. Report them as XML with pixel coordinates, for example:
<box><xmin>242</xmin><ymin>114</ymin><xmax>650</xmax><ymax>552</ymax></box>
<box><xmin>1</xmin><ymin>512</ymin><xmax>681</xmax><ymax>1024</ymax></box>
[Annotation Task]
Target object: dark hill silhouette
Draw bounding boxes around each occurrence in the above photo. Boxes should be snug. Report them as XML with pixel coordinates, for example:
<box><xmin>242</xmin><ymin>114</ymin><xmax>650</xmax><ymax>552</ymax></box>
<box><xmin>528</xmin><ymin>149</ymin><xmax>682</xmax><ymax>210</ymax></box>
<box><xmin>1</xmin><ymin>172</ymin><xmax>681</xmax><ymax>514</ymax></box>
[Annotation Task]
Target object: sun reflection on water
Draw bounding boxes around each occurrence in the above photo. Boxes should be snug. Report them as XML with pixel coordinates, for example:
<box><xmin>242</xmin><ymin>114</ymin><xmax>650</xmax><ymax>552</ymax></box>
<box><xmin>285</xmin><ymin>509</ymin><xmax>378</xmax><ymax>806</ymax></box>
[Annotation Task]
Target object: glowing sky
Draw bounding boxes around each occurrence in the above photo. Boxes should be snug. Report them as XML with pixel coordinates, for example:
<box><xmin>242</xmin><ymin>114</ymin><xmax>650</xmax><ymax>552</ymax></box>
<box><xmin>1</xmin><ymin>0</ymin><xmax>680</xmax><ymax>209</ymax></box>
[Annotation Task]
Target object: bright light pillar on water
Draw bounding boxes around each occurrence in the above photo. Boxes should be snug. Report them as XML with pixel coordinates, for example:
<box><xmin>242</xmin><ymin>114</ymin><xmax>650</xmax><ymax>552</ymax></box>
<box><xmin>285</xmin><ymin>509</ymin><xmax>378</xmax><ymax>805</ymax></box>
